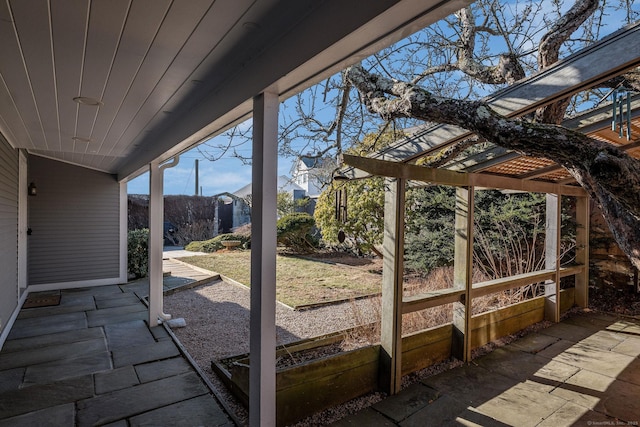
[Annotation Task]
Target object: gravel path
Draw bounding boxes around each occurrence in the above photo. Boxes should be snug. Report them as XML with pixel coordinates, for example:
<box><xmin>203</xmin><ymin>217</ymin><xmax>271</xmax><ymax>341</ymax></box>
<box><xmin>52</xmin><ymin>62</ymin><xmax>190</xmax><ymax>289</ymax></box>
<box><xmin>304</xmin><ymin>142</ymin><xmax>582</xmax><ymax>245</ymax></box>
<box><xmin>163</xmin><ymin>278</ymin><xmax>382</xmax><ymax>425</ymax></box>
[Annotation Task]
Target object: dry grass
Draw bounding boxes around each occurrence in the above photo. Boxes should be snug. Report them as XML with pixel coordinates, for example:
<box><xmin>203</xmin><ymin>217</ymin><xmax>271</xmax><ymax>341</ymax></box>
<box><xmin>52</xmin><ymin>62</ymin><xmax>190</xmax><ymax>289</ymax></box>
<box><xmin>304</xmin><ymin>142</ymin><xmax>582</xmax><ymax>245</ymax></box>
<box><xmin>180</xmin><ymin>250</ymin><xmax>382</xmax><ymax>308</ymax></box>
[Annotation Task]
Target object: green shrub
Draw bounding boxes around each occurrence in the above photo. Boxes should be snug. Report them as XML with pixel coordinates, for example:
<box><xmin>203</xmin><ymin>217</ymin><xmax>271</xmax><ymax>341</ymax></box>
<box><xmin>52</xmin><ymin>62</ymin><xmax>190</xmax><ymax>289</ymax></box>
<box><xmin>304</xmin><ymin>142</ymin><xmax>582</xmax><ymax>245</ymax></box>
<box><xmin>185</xmin><ymin>233</ymin><xmax>250</xmax><ymax>253</ymax></box>
<box><xmin>128</xmin><ymin>228</ymin><xmax>149</xmax><ymax>279</ymax></box>
<box><xmin>277</xmin><ymin>213</ymin><xmax>318</xmax><ymax>252</ymax></box>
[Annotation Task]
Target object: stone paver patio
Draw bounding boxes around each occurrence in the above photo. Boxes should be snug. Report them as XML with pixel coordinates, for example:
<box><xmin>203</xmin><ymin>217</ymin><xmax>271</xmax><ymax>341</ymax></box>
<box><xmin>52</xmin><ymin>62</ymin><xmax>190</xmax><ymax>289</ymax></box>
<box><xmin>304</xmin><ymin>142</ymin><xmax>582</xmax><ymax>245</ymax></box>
<box><xmin>0</xmin><ymin>283</ymin><xmax>234</xmax><ymax>427</ymax></box>
<box><xmin>332</xmin><ymin>312</ymin><xmax>640</xmax><ymax>426</ymax></box>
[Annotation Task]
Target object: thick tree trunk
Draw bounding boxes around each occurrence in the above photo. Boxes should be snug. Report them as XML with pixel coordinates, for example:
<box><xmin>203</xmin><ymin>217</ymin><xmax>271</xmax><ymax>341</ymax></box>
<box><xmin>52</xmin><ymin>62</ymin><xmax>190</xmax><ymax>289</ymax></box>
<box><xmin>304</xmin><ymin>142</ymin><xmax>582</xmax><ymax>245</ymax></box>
<box><xmin>347</xmin><ymin>64</ymin><xmax>640</xmax><ymax>270</ymax></box>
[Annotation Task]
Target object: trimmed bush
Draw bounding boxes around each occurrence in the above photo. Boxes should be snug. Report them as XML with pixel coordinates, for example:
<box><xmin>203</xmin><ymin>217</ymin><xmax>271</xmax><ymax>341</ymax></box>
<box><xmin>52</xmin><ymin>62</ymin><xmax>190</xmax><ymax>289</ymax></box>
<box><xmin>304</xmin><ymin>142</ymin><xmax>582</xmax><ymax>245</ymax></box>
<box><xmin>185</xmin><ymin>233</ymin><xmax>250</xmax><ymax>253</ymax></box>
<box><xmin>128</xmin><ymin>228</ymin><xmax>149</xmax><ymax>279</ymax></box>
<box><xmin>277</xmin><ymin>213</ymin><xmax>318</xmax><ymax>252</ymax></box>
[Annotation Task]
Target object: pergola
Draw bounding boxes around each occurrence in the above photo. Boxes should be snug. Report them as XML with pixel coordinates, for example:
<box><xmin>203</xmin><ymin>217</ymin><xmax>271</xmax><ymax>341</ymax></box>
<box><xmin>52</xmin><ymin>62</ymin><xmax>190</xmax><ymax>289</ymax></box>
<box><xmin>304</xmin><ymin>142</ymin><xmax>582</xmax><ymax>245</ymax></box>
<box><xmin>338</xmin><ymin>22</ymin><xmax>640</xmax><ymax>395</ymax></box>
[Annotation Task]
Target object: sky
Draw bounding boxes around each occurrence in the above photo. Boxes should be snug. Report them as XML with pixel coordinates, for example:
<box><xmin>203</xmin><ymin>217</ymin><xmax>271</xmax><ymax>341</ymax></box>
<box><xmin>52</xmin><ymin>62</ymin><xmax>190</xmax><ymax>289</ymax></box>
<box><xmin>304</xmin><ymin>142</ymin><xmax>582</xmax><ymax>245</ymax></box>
<box><xmin>126</xmin><ymin>130</ymin><xmax>297</xmax><ymax>196</ymax></box>
<box><xmin>127</xmin><ymin>0</ymin><xmax>639</xmax><ymax>197</ymax></box>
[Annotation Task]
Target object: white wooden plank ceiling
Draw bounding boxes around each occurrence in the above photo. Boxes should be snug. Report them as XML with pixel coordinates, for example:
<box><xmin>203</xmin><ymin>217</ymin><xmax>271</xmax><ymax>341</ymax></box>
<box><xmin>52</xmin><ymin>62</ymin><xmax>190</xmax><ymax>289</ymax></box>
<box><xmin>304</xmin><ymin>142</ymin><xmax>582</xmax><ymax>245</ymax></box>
<box><xmin>0</xmin><ymin>0</ymin><xmax>471</xmax><ymax>180</ymax></box>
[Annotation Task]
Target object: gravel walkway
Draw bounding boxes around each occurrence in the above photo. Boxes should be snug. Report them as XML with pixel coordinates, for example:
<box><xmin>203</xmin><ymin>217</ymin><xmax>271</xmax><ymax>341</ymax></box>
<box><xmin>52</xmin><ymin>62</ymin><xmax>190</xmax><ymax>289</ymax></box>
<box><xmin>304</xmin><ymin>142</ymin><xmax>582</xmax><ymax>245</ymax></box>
<box><xmin>163</xmin><ymin>278</ymin><xmax>382</xmax><ymax>425</ymax></box>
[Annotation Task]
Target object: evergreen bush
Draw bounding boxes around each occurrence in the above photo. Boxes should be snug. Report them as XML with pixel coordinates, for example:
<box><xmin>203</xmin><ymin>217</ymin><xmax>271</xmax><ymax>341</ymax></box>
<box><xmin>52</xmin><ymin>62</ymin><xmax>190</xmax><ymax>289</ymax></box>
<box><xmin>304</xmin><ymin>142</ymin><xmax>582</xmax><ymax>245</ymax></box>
<box><xmin>277</xmin><ymin>213</ymin><xmax>318</xmax><ymax>252</ymax></box>
<box><xmin>128</xmin><ymin>228</ymin><xmax>149</xmax><ymax>279</ymax></box>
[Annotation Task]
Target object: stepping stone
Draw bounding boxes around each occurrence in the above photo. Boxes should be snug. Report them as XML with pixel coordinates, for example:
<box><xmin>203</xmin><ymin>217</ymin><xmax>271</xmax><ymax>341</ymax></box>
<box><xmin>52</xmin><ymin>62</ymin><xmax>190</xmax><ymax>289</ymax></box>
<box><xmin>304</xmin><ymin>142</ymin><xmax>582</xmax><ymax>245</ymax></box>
<box><xmin>95</xmin><ymin>366</ymin><xmax>140</xmax><ymax>394</ymax></box>
<box><xmin>0</xmin><ymin>375</ymin><xmax>94</xmax><ymax>419</ymax></box>
<box><xmin>129</xmin><ymin>394</ymin><xmax>233</xmax><ymax>426</ymax></box>
<box><xmin>112</xmin><ymin>340</ymin><xmax>180</xmax><ymax>368</ymax></box>
<box><xmin>104</xmin><ymin>320</ymin><xmax>155</xmax><ymax>351</ymax></box>
<box><xmin>23</xmin><ymin>352</ymin><xmax>112</xmax><ymax>385</ymax></box>
<box><xmin>135</xmin><ymin>357</ymin><xmax>192</xmax><ymax>383</ymax></box>
<box><xmin>1</xmin><ymin>327</ymin><xmax>104</xmax><ymax>354</ymax></box>
<box><xmin>0</xmin><ymin>403</ymin><xmax>74</xmax><ymax>427</ymax></box>
<box><xmin>76</xmin><ymin>372</ymin><xmax>208</xmax><ymax>426</ymax></box>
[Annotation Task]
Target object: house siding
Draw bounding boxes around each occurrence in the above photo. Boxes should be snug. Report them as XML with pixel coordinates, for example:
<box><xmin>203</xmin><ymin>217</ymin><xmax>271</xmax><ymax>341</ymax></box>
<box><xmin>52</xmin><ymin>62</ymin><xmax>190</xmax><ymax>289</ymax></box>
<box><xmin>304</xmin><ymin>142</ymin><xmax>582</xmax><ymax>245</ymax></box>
<box><xmin>0</xmin><ymin>135</ymin><xmax>18</xmax><ymax>336</ymax></box>
<box><xmin>28</xmin><ymin>156</ymin><xmax>120</xmax><ymax>285</ymax></box>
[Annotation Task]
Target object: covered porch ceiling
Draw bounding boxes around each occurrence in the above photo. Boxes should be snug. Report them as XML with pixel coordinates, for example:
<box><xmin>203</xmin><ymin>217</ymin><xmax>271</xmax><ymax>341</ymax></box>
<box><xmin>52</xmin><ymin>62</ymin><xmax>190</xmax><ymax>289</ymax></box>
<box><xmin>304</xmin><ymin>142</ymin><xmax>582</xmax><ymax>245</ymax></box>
<box><xmin>0</xmin><ymin>0</ymin><xmax>471</xmax><ymax>181</ymax></box>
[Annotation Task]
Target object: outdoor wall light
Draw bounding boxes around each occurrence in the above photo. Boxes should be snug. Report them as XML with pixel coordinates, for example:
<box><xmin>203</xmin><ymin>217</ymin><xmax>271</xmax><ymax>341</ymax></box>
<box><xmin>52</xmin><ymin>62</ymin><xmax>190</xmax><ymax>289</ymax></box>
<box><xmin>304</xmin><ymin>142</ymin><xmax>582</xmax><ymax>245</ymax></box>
<box><xmin>28</xmin><ymin>182</ymin><xmax>37</xmax><ymax>196</ymax></box>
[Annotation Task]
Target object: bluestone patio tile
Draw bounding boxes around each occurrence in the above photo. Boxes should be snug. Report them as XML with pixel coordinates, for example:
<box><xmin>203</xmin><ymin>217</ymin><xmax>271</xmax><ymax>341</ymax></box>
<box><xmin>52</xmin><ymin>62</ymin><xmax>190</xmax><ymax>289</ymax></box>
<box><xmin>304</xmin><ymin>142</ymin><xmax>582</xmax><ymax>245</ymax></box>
<box><xmin>7</xmin><ymin>312</ymin><xmax>87</xmax><ymax>339</ymax></box>
<box><xmin>86</xmin><ymin>305</ymin><xmax>148</xmax><ymax>327</ymax></box>
<box><xmin>76</xmin><ymin>372</ymin><xmax>208</xmax><ymax>426</ymax></box>
<box><xmin>0</xmin><ymin>338</ymin><xmax>107</xmax><ymax>370</ymax></box>
<box><xmin>95</xmin><ymin>293</ymin><xmax>141</xmax><ymax>309</ymax></box>
<box><xmin>129</xmin><ymin>394</ymin><xmax>234</xmax><ymax>426</ymax></box>
<box><xmin>112</xmin><ymin>340</ymin><xmax>180</xmax><ymax>368</ymax></box>
<box><xmin>0</xmin><ymin>375</ymin><xmax>94</xmax><ymax>419</ymax></box>
<box><xmin>23</xmin><ymin>352</ymin><xmax>112</xmax><ymax>385</ymax></box>
<box><xmin>0</xmin><ymin>403</ymin><xmax>75</xmax><ymax>427</ymax></box>
<box><xmin>95</xmin><ymin>365</ymin><xmax>140</xmax><ymax>394</ymax></box>
<box><xmin>1</xmin><ymin>327</ymin><xmax>104</xmax><ymax>354</ymax></box>
<box><xmin>331</xmin><ymin>407</ymin><xmax>396</xmax><ymax>426</ymax></box>
<box><xmin>104</xmin><ymin>320</ymin><xmax>155</xmax><ymax>351</ymax></box>
<box><xmin>0</xmin><ymin>367</ymin><xmax>25</xmax><ymax>393</ymax></box>
<box><xmin>371</xmin><ymin>382</ymin><xmax>439</xmax><ymax>422</ymax></box>
<box><xmin>135</xmin><ymin>357</ymin><xmax>191</xmax><ymax>383</ymax></box>
<box><xmin>474</xmin><ymin>382</ymin><xmax>566</xmax><ymax>427</ymax></box>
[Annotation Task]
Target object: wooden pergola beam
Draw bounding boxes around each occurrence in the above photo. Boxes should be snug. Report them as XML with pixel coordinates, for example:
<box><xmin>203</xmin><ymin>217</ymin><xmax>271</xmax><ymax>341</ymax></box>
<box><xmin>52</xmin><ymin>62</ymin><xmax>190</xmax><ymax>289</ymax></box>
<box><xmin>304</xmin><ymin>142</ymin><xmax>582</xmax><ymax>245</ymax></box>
<box><xmin>341</xmin><ymin>154</ymin><xmax>587</xmax><ymax>196</ymax></box>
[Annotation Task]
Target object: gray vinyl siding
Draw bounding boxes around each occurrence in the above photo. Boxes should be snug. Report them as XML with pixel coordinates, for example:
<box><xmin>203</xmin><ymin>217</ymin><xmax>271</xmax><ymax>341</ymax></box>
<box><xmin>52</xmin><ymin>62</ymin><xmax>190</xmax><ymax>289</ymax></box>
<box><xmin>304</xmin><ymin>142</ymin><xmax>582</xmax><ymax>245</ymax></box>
<box><xmin>28</xmin><ymin>156</ymin><xmax>120</xmax><ymax>285</ymax></box>
<box><xmin>0</xmin><ymin>135</ymin><xmax>18</xmax><ymax>335</ymax></box>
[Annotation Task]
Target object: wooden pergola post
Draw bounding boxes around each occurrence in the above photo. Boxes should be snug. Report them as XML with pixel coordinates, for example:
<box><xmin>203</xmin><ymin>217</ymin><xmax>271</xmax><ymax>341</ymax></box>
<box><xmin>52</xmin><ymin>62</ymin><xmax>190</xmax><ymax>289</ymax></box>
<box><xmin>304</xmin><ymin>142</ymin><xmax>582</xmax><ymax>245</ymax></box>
<box><xmin>545</xmin><ymin>193</ymin><xmax>562</xmax><ymax>322</ymax></box>
<box><xmin>452</xmin><ymin>186</ymin><xmax>474</xmax><ymax>362</ymax></box>
<box><xmin>574</xmin><ymin>195</ymin><xmax>590</xmax><ymax>307</ymax></box>
<box><xmin>380</xmin><ymin>177</ymin><xmax>405</xmax><ymax>395</ymax></box>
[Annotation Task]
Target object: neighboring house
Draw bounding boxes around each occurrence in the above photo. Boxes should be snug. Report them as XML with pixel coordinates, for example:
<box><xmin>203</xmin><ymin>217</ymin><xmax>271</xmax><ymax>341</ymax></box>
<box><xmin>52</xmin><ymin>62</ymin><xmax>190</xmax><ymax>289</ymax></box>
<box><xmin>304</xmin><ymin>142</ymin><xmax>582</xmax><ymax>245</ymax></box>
<box><xmin>291</xmin><ymin>155</ymin><xmax>333</xmax><ymax>199</ymax></box>
<box><xmin>226</xmin><ymin>176</ymin><xmax>306</xmax><ymax>229</ymax></box>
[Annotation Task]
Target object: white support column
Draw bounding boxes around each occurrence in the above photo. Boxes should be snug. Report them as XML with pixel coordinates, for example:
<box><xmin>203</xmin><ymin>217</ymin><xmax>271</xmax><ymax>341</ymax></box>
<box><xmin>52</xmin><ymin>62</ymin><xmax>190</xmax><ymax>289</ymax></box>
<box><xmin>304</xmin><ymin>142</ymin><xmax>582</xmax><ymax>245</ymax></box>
<box><xmin>148</xmin><ymin>156</ymin><xmax>179</xmax><ymax>327</ymax></box>
<box><xmin>452</xmin><ymin>187</ymin><xmax>474</xmax><ymax>361</ymax></box>
<box><xmin>380</xmin><ymin>177</ymin><xmax>405</xmax><ymax>395</ymax></box>
<box><xmin>545</xmin><ymin>193</ymin><xmax>562</xmax><ymax>322</ymax></box>
<box><xmin>249</xmin><ymin>91</ymin><xmax>278</xmax><ymax>427</ymax></box>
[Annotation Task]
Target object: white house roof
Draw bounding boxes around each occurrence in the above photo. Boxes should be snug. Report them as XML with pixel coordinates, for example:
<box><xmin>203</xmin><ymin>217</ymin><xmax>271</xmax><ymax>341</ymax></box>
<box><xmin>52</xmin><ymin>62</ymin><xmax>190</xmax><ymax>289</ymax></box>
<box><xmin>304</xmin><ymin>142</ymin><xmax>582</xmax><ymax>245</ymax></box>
<box><xmin>232</xmin><ymin>175</ymin><xmax>304</xmax><ymax>199</ymax></box>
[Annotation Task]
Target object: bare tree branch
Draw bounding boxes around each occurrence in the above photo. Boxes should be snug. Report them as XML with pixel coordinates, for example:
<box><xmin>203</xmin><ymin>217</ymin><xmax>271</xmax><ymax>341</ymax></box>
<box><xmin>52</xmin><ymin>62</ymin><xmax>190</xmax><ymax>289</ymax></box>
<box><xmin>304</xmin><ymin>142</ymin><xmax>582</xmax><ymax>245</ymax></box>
<box><xmin>347</xmin><ymin>64</ymin><xmax>640</xmax><ymax>269</ymax></box>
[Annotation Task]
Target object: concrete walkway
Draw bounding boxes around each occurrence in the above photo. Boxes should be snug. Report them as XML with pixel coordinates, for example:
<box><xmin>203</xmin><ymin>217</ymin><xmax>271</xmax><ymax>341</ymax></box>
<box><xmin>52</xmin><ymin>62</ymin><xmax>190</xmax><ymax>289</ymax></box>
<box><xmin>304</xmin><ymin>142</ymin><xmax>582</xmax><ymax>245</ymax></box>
<box><xmin>0</xmin><ymin>283</ymin><xmax>234</xmax><ymax>426</ymax></box>
<box><xmin>333</xmin><ymin>312</ymin><xmax>640</xmax><ymax>426</ymax></box>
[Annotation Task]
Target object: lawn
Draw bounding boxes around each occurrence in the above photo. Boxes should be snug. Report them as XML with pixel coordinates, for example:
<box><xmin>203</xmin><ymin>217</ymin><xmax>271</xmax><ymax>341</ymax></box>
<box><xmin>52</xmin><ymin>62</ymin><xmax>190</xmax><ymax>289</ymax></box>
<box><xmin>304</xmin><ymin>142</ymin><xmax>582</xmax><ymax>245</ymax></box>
<box><xmin>180</xmin><ymin>251</ymin><xmax>382</xmax><ymax>308</ymax></box>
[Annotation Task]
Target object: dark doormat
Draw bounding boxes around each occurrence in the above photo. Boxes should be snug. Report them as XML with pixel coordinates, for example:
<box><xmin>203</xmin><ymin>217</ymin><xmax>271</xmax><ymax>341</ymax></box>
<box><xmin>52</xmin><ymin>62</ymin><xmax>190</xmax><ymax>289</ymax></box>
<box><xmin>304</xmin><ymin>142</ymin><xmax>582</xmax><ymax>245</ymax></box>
<box><xmin>23</xmin><ymin>294</ymin><xmax>61</xmax><ymax>308</ymax></box>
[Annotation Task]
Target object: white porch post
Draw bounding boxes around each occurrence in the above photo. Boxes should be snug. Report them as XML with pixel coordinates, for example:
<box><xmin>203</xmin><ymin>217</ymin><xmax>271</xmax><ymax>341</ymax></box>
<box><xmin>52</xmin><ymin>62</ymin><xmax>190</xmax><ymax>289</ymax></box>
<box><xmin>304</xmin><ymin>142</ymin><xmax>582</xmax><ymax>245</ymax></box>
<box><xmin>148</xmin><ymin>156</ymin><xmax>179</xmax><ymax>327</ymax></box>
<box><xmin>250</xmin><ymin>91</ymin><xmax>278</xmax><ymax>427</ymax></box>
